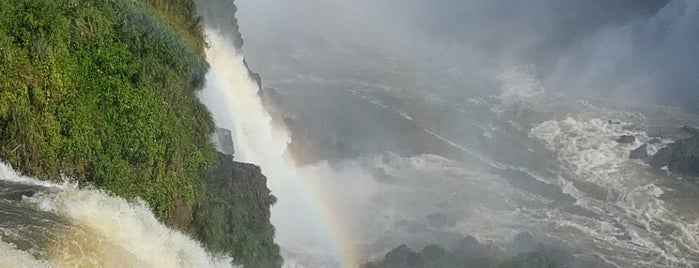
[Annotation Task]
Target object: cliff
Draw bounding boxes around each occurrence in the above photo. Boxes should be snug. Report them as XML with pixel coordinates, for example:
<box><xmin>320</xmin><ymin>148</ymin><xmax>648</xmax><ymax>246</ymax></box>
<box><xmin>193</xmin><ymin>152</ymin><xmax>282</xmax><ymax>268</ymax></box>
<box><xmin>0</xmin><ymin>0</ymin><xmax>281</xmax><ymax>266</ymax></box>
<box><xmin>0</xmin><ymin>0</ymin><xmax>212</xmax><ymax>225</ymax></box>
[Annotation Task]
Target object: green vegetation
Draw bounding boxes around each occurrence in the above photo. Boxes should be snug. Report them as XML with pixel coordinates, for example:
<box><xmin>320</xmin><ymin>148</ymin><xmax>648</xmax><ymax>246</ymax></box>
<box><xmin>0</xmin><ymin>0</ymin><xmax>283</xmax><ymax>266</ymax></box>
<box><xmin>0</xmin><ymin>0</ymin><xmax>213</xmax><ymax>221</ymax></box>
<box><xmin>193</xmin><ymin>153</ymin><xmax>282</xmax><ymax>268</ymax></box>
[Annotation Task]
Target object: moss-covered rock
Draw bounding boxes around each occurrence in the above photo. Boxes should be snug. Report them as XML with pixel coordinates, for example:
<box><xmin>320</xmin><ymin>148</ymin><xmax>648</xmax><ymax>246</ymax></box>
<box><xmin>193</xmin><ymin>152</ymin><xmax>282</xmax><ymax>268</ymax></box>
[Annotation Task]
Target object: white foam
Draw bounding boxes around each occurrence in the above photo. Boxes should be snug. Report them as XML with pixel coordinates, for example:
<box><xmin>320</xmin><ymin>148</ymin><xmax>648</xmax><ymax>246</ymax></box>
<box><xmin>529</xmin><ymin>117</ymin><xmax>699</xmax><ymax>266</ymax></box>
<box><xmin>489</xmin><ymin>67</ymin><xmax>545</xmax><ymax>115</ymax></box>
<box><xmin>0</xmin><ymin>162</ymin><xmax>233</xmax><ymax>268</ymax></box>
<box><xmin>0</xmin><ymin>240</ymin><xmax>50</xmax><ymax>268</ymax></box>
<box><xmin>26</xmin><ymin>190</ymin><xmax>232</xmax><ymax>267</ymax></box>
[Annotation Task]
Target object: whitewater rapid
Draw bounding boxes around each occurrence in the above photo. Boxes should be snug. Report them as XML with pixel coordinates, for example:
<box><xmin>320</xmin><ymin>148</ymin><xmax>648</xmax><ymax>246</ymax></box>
<box><xmin>0</xmin><ymin>163</ymin><xmax>232</xmax><ymax>268</ymax></box>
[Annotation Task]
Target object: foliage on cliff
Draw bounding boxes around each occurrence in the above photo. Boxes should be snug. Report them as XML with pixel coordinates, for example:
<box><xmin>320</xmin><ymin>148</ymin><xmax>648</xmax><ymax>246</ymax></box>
<box><xmin>0</xmin><ymin>0</ymin><xmax>214</xmax><ymax>221</ymax></box>
<box><xmin>193</xmin><ymin>153</ymin><xmax>282</xmax><ymax>268</ymax></box>
<box><xmin>0</xmin><ymin>0</ymin><xmax>283</xmax><ymax>266</ymax></box>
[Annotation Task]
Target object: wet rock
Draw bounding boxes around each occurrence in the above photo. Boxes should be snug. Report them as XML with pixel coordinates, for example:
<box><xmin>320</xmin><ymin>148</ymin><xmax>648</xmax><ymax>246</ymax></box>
<box><xmin>630</xmin><ymin>144</ymin><xmax>649</xmax><ymax>160</ymax></box>
<box><xmin>510</xmin><ymin>232</ymin><xmax>537</xmax><ymax>254</ymax></box>
<box><xmin>648</xmin><ymin>138</ymin><xmax>663</xmax><ymax>145</ymax></box>
<box><xmin>420</xmin><ymin>245</ymin><xmax>448</xmax><ymax>268</ymax></box>
<box><xmin>383</xmin><ymin>245</ymin><xmax>425</xmax><ymax>268</ymax></box>
<box><xmin>212</xmin><ymin>127</ymin><xmax>235</xmax><ymax>156</ymax></box>
<box><xmin>682</xmin><ymin>125</ymin><xmax>699</xmax><ymax>135</ymax></box>
<box><xmin>646</xmin><ymin>131</ymin><xmax>699</xmax><ymax>176</ymax></box>
<box><xmin>649</xmin><ymin>146</ymin><xmax>672</xmax><ymax>168</ymax></box>
<box><xmin>191</xmin><ymin>152</ymin><xmax>281</xmax><ymax>267</ymax></box>
<box><xmin>362</xmin><ymin>233</ymin><xmax>603</xmax><ymax>268</ymax></box>
<box><xmin>453</xmin><ymin>235</ymin><xmax>483</xmax><ymax>255</ymax></box>
<box><xmin>1</xmin><ymin>189</ymin><xmax>36</xmax><ymax>201</ymax></box>
<box><xmin>666</xmin><ymin>135</ymin><xmax>699</xmax><ymax>176</ymax></box>
<box><xmin>616</xmin><ymin>135</ymin><xmax>636</xmax><ymax>144</ymax></box>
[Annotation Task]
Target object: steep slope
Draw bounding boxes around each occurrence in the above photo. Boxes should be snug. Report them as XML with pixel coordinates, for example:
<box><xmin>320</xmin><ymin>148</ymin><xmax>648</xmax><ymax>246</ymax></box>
<box><xmin>0</xmin><ymin>0</ymin><xmax>281</xmax><ymax>266</ymax></box>
<box><xmin>0</xmin><ymin>0</ymin><xmax>213</xmax><ymax>221</ymax></box>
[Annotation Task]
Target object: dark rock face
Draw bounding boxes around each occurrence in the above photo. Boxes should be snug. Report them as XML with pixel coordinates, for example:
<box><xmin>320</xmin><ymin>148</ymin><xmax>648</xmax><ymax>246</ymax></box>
<box><xmin>648</xmin><ymin>138</ymin><xmax>662</xmax><ymax>145</ymax></box>
<box><xmin>643</xmin><ymin>127</ymin><xmax>699</xmax><ymax>176</ymax></box>
<box><xmin>682</xmin><ymin>126</ymin><xmax>699</xmax><ymax>136</ymax></box>
<box><xmin>510</xmin><ymin>232</ymin><xmax>536</xmax><ymax>254</ymax></box>
<box><xmin>666</xmin><ymin>135</ymin><xmax>699</xmax><ymax>176</ymax></box>
<box><xmin>362</xmin><ymin>233</ymin><xmax>611</xmax><ymax>268</ymax></box>
<box><xmin>616</xmin><ymin>135</ymin><xmax>636</xmax><ymax>144</ymax></box>
<box><xmin>630</xmin><ymin>144</ymin><xmax>649</xmax><ymax>160</ymax></box>
<box><xmin>649</xmin><ymin>146</ymin><xmax>672</xmax><ymax>168</ymax></box>
<box><xmin>192</xmin><ymin>152</ymin><xmax>282</xmax><ymax>268</ymax></box>
<box><xmin>212</xmin><ymin>127</ymin><xmax>235</xmax><ymax>156</ymax></box>
<box><xmin>384</xmin><ymin>245</ymin><xmax>425</xmax><ymax>268</ymax></box>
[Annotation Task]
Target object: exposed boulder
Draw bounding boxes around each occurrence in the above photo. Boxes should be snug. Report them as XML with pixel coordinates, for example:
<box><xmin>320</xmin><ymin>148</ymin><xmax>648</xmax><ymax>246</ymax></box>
<box><xmin>509</xmin><ymin>232</ymin><xmax>537</xmax><ymax>254</ymax></box>
<box><xmin>384</xmin><ymin>245</ymin><xmax>425</xmax><ymax>268</ymax></box>
<box><xmin>363</xmin><ymin>233</ymin><xmax>611</xmax><ymax>268</ymax></box>
<box><xmin>649</xmin><ymin>146</ymin><xmax>672</xmax><ymax>168</ymax></box>
<box><xmin>616</xmin><ymin>135</ymin><xmax>636</xmax><ymax>144</ymax></box>
<box><xmin>212</xmin><ymin>127</ymin><xmax>235</xmax><ymax>156</ymax></box>
<box><xmin>643</xmin><ymin>126</ymin><xmax>699</xmax><ymax>176</ymax></box>
<box><xmin>629</xmin><ymin>144</ymin><xmax>650</xmax><ymax>160</ymax></box>
<box><xmin>648</xmin><ymin>138</ymin><xmax>663</xmax><ymax>145</ymax></box>
<box><xmin>421</xmin><ymin>244</ymin><xmax>449</xmax><ymax>268</ymax></box>
<box><xmin>666</xmin><ymin>134</ymin><xmax>699</xmax><ymax>176</ymax></box>
<box><xmin>682</xmin><ymin>125</ymin><xmax>699</xmax><ymax>135</ymax></box>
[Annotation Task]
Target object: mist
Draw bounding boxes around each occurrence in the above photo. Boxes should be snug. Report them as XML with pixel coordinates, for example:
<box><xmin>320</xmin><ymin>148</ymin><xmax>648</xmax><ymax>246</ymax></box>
<box><xmin>199</xmin><ymin>0</ymin><xmax>699</xmax><ymax>266</ymax></box>
<box><xmin>237</xmin><ymin>0</ymin><xmax>698</xmax><ymax>110</ymax></box>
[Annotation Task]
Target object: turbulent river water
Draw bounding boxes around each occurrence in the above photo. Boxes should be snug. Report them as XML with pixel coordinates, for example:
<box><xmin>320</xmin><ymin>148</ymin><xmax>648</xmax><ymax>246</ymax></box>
<box><xmin>0</xmin><ymin>163</ymin><xmax>231</xmax><ymax>267</ymax></box>
<box><xmin>233</xmin><ymin>20</ymin><xmax>699</xmax><ymax>266</ymax></box>
<box><xmin>195</xmin><ymin>15</ymin><xmax>699</xmax><ymax>266</ymax></box>
<box><xmin>258</xmin><ymin>74</ymin><xmax>699</xmax><ymax>267</ymax></box>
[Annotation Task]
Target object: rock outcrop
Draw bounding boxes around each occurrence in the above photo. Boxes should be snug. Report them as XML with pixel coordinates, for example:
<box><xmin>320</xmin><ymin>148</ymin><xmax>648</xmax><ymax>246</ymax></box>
<box><xmin>212</xmin><ymin>127</ymin><xmax>235</xmax><ymax>156</ymax></box>
<box><xmin>192</xmin><ymin>152</ymin><xmax>282</xmax><ymax>268</ymax></box>
<box><xmin>636</xmin><ymin>126</ymin><xmax>699</xmax><ymax>176</ymax></box>
<box><xmin>662</xmin><ymin>134</ymin><xmax>699</xmax><ymax>175</ymax></box>
<box><xmin>361</xmin><ymin>233</ymin><xmax>607</xmax><ymax>268</ymax></box>
<box><xmin>629</xmin><ymin>144</ymin><xmax>649</xmax><ymax>160</ymax></box>
<box><xmin>616</xmin><ymin>135</ymin><xmax>636</xmax><ymax>144</ymax></box>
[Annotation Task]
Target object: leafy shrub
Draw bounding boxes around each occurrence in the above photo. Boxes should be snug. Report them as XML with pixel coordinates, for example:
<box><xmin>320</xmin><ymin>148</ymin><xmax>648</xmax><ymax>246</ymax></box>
<box><xmin>0</xmin><ymin>0</ymin><xmax>213</xmax><ymax>221</ymax></box>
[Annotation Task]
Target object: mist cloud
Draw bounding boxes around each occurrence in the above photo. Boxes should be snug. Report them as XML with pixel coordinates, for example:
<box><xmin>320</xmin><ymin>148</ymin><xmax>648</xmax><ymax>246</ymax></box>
<box><xmin>236</xmin><ymin>0</ymin><xmax>698</xmax><ymax>110</ymax></box>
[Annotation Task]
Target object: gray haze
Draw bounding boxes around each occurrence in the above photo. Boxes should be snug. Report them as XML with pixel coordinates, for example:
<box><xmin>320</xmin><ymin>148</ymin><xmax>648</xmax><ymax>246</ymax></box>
<box><xmin>238</xmin><ymin>0</ymin><xmax>698</xmax><ymax>110</ymax></box>
<box><xmin>226</xmin><ymin>0</ymin><xmax>699</xmax><ymax>267</ymax></box>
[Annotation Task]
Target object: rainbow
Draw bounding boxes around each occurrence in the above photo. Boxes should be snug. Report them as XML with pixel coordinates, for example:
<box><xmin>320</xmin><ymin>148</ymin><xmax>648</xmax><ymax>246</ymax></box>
<box><xmin>294</xmin><ymin>165</ymin><xmax>360</xmax><ymax>268</ymax></box>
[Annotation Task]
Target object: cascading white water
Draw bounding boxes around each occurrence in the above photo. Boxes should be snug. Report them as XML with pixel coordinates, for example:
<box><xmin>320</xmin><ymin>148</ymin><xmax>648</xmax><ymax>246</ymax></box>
<box><xmin>0</xmin><ymin>162</ymin><xmax>232</xmax><ymax>268</ymax></box>
<box><xmin>198</xmin><ymin>29</ymin><xmax>349</xmax><ymax>266</ymax></box>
